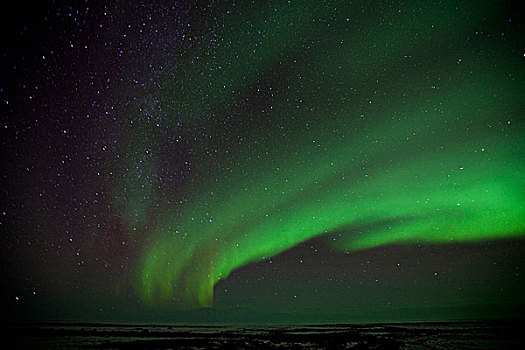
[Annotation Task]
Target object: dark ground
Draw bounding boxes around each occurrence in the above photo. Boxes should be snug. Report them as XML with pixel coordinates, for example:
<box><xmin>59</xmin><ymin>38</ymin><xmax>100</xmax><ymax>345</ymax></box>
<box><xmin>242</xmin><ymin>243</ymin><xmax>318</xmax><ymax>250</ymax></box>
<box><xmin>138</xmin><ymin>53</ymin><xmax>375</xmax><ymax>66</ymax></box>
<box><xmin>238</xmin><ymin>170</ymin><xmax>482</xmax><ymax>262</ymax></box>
<box><xmin>5</xmin><ymin>320</ymin><xmax>524</xmax><ymax>349</ymax></box>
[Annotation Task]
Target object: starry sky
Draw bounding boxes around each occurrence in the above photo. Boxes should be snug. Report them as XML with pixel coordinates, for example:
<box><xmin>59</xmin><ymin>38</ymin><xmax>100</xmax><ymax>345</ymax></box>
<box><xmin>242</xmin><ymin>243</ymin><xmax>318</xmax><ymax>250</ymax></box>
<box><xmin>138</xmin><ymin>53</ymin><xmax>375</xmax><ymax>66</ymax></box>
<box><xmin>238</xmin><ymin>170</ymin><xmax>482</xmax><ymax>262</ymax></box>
<box><xmin>1</xmin><ymin>0</ymin><xmax>524</xmax><ymax>324</ymax></box>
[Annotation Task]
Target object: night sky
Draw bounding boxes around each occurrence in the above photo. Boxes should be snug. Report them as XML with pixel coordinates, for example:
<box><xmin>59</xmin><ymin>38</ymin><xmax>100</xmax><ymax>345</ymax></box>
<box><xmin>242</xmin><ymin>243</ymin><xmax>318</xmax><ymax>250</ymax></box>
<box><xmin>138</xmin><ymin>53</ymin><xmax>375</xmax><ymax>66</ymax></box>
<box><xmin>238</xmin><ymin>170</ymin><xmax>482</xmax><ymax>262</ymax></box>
<box><xmin>1</xmin><ymin>0</ymin><xmax>524</xmax><ymax>324</ymax></box>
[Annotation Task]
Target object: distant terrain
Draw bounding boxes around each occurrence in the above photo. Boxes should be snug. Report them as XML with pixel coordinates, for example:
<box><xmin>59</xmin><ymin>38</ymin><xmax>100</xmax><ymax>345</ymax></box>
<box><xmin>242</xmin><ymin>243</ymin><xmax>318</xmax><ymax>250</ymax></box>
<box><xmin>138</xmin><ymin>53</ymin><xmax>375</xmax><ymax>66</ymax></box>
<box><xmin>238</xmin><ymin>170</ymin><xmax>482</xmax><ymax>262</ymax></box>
<box><xmin>6</xmin><ymin>320</ymin><xmax>523</xmax><ymax>349</ymax></box>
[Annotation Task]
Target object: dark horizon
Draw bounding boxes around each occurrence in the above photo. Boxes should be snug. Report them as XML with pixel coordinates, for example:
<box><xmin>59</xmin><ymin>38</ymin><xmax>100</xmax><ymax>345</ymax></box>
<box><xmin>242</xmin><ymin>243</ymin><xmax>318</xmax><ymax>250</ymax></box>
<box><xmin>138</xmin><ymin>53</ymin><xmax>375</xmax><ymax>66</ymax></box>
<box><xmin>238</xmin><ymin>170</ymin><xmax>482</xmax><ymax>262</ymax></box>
<box><xmin>5</xmin><ymin>319</ymin><xmax>524</xmax><ymax>349</ymax></box>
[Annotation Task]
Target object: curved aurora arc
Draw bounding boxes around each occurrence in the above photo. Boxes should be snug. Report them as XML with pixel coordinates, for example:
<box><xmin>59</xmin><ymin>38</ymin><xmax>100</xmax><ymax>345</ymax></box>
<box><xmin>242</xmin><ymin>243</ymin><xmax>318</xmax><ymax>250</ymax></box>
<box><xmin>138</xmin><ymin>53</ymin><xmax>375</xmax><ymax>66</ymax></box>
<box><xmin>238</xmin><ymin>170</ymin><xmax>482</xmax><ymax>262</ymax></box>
<box><xmin>131</xmin><ymin>1</ymin><xmax>525</xmax><ymax>308</ymax></box>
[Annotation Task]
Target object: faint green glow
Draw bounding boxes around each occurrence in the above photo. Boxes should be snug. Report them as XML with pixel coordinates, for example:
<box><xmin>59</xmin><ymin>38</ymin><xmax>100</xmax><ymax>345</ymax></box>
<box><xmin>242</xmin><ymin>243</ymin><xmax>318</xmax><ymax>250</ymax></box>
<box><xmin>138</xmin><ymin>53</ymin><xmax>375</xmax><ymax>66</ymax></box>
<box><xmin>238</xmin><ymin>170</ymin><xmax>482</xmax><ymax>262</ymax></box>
<box><xmin>127</xmin><ymin>1</ymin><xmax>524</xmax><ymax>308</ymax></box>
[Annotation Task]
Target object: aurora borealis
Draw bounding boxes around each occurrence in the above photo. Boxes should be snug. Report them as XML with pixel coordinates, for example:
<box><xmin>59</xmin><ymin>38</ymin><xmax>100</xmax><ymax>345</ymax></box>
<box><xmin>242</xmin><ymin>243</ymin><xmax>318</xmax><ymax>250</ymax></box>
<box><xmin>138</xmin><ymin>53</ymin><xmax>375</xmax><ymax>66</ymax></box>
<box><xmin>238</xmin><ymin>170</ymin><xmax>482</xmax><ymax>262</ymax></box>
<box><xmin>1</xmin><ymin>0</ymin><xmax>524</xmax><ymax>323</ymax></box>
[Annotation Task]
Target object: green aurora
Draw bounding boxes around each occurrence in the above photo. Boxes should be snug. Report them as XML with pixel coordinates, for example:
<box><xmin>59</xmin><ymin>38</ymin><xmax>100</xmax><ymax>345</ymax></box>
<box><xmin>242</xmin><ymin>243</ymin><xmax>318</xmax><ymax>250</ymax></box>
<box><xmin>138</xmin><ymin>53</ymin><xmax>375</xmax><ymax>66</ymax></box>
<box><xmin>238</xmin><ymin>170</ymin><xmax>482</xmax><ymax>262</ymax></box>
<box><xmin>115</xmin><ymin>1</ymin><xmax>525</xmax><ymax>309</ymax></box>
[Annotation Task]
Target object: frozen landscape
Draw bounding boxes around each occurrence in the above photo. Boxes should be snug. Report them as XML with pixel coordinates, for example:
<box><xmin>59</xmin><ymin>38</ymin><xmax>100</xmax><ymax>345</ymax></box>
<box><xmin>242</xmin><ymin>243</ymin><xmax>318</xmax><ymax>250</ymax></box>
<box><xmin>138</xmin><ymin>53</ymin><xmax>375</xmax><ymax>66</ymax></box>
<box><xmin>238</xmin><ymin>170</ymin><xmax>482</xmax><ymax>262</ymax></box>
<box><xmin>7</xmin><ymin>320</ymin><xmax>522</xmax><ymax>349</ymax></box>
